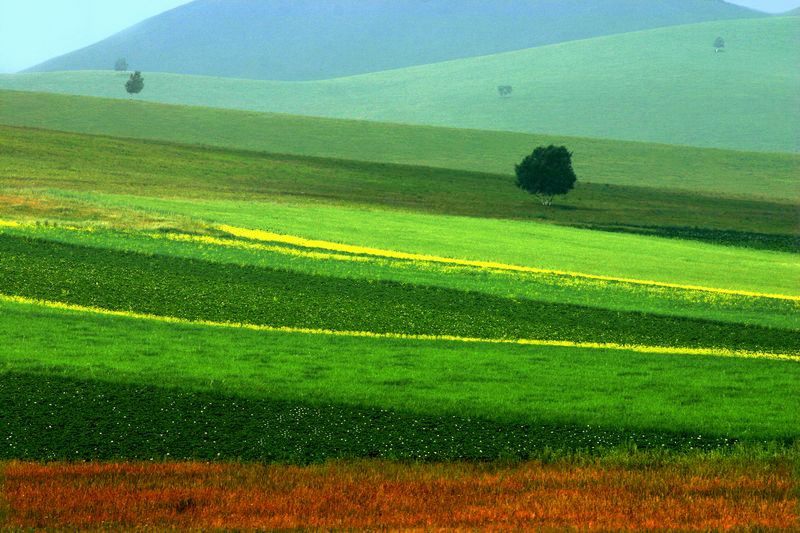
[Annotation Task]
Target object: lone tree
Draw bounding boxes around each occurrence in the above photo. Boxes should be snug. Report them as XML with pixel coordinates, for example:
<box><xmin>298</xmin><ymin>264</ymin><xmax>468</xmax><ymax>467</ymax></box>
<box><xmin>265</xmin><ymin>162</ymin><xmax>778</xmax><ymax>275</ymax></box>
<box><xmin>114</xmin><ymin>57</ymin><xmax>128</xmax><ymax>71</ymax></box>
<box><xmin>125</xmin><ymin>71</ymin><xmax>144</xmax><ymax>96</ymax></box>
<box><xmin>497</xmin><ymin>85</ymin><xmax>513</xmax><ymax>97</ymax></box>
<box><xmin>515</xmin><ymin>145</ymin><xmax>577</xmax><ymax>206</ymax></box>
<box><xmin>714</xmin><ymin>36</ymin><xmax>725</xmax><ymax>52</ymax></box>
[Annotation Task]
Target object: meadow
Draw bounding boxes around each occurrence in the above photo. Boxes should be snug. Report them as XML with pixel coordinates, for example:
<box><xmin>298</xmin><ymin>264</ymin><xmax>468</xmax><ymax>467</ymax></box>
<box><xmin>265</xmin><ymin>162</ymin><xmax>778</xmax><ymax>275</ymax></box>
<box><xmin>0</xmin><ymin>77</ymin><xmax>798</xmax><ymax>529</ymax></box>
<box><xmin>3</xmin><ymin>93</ymin><xmax>799</xmax><ymax>202</ymax></box>
<box><xmin>4</xmin><ymin>16</ymin><xmax>799</xmax><ymax>152</ymax></box>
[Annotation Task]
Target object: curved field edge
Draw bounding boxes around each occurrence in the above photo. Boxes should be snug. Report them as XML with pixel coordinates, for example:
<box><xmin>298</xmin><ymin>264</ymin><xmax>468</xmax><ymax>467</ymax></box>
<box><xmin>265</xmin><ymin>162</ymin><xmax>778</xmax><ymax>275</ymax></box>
<box><xmin>1</xmin><ymin>92</ymin><xmax>798</xmax><ymax>202</ymax></box>
<box><xmin>217</xmin><ymin>223</ymin><xmax>800</xmax><ymax>303</ymax></box>
<box><xmin>87</xmin><ymin>194</ymin><xmax>800</xmax><ymax>297</ymax></box>
<box><xmin>3</xmin><ymin>301</ymin><xmax>799</xmax><ymax>444</ymax></box>
<box><xmin>5</xmin><ymin>293</ymin><xmax>796</xmax><ymax>363</ymax></box>
<box><xmin>2</xmin><ymin>460</ymin><xmax>796</xmax><ymax>531</ymax></box>
<box><xmin>3</xmin><ymin>223</ymin><xmax>795</xmax><ymax>330</ymax></box>
<box><xmin>2</xmin><ymin>234</ymin><xmax>797</xmax><ymax>354</ymax></box>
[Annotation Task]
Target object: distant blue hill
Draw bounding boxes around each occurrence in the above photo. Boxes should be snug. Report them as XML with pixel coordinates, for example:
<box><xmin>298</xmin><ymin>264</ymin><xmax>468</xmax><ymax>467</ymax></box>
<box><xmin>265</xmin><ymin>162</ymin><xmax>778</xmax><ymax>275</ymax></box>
<box><xmin>25</xmin><ymin>0</ymin><xmax>764</xmax><ymax>80</ymax></box>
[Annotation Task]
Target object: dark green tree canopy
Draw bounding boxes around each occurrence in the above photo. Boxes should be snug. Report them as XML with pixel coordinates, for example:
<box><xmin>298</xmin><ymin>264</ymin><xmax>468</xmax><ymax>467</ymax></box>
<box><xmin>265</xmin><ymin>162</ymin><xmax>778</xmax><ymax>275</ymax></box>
<box><xmin>125</xmin><ymin>71</ymin><xmax>144</xmax><ymax>95</ymax></box>
<box><xmin>714</xmin><ymin>36</ymin><xmax>725</xmax><ymax>51</ymax></box>
<box><xmin>515</xmin><ymin>145</ymin><xmax>577</xmax><ymax>206</ymax></box>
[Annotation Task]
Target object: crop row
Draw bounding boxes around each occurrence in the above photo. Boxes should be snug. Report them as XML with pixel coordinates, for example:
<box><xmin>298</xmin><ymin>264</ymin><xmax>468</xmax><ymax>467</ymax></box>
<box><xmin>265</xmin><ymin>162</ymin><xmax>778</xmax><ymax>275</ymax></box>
<box><xmin>1</xmin><ymin>372</ymin><xmax>773</xmax><ymax>462</ymax></box>
<box><xmin>0</xmin><ymin>234</ymin><xmax>797</xmax><ymax>353</ymax></box>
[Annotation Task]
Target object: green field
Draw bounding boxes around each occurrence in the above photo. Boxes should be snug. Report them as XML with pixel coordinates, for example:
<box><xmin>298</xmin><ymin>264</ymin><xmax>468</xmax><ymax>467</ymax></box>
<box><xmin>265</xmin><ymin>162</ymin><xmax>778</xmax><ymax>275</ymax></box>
<box><xmin>2</xmin><ymin>123</ymin><xmax>798</xmax><ymax>259</ymax></box>
<box><xmin>1</xmin><ymin>209</ymin><xmax>798</xmax><ymax>461</ymax></box>
<box><xmin>4</xmin><ymin>17</ymin><xmax>798</xmax><ymax>152</ymax></box>
<box><xmin>2</xmin><ymin>4</ymin><xmax>798</xmax><ymax>529</ymax></box>
<box><xmin>1</xmin><ymin>79</ymin><xmax>798</xmax><ymax>466</ymax></box>
<box><xmin>2</xmin><ymin>300</ymin><xmax>797</xmax><ymax>462</ymax></box>
<box><xmin>2</xmin><ymin>94</ymin><xmax>798</xmax><ymax>203</ymax></box>
<box><xmin>0</xmin><ymin>119</ymin><xmax>800</xmax><ymax>463</ymax></box>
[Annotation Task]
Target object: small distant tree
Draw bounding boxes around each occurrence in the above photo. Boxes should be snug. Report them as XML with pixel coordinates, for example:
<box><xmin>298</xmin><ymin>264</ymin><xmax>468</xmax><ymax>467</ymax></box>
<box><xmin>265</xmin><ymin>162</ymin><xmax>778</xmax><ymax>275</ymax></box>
<box><xmin>125</xmin><ymin>71</ymin><xmax>144</xmax><ymax>96</ymax></box>
<box><xmin>497</xmin><ymin>85</ymin><xmax>513</xmax><ymax>97</ymax></box>
<box><xmin>515</xmin><ymin>145</ymin><xmax>577</xmax><ymax>206</ymax></box>
<box><xmin>114</xmin><ymin>57</ymin><xmax>128</xmax><ymax>71</ymax></box>
<box><xmin>714</xmin><ymin>37</ymin><xmax>725</xmax><ymax>52</ymax></box>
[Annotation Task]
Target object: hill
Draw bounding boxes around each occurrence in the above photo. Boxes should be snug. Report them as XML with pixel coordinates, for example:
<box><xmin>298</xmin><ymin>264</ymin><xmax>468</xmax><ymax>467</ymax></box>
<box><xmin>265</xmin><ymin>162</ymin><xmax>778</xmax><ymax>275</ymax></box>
<box><xmin>6</xmin><ymin>17</ymin><xmax>798</xmax><ymax>152</ymax></box>
<box><xmin>1</xmin><ymin>90</ymin><xmax>797</xmax><ymax>202</ymax></box>
<box><xmin>23</xmin><ymin>0</ymin><xmax>763</xmax><ymax>81</ymax></box>
<box><xmin>3</xmin><ymin>124</ymin><xmax>797</xmax><ymax>254</ymax></box>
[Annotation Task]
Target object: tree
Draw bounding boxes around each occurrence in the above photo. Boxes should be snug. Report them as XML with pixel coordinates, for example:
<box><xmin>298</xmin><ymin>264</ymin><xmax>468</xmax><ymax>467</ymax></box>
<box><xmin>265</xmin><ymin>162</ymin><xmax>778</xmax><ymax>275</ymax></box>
<box><xmin>125</xmin><ymin>71</ymin><xmax>144</xmax><ymax>96</ymax></box>
<box><xmin>515</xmin><ymin>145</ymin><xmax>577</xmax><ymax>206</ymax></box>
<box><xmin>714</xmin><ymin>37</ymin><xmax>725</xmax><ymax>52</ymax></box>
<box><xmin>497</xmin><ymin>85</ymin><xmax>513</xmax><ymax>97</ymax></box>
<box><xmin>114</xmin><ymin>57</ymin><xmax>128</xmax><ymax>71</ymax></box>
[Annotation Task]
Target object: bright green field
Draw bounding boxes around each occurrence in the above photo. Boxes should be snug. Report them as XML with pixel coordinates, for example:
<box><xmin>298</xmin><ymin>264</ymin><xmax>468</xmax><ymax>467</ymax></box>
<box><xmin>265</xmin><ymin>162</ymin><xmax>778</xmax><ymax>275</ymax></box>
<box><xmin>3</xmin><ymin>300</ymin><xmax>798</xmax><ymax>443</ymax></box>
<box><xmin>1</xmin><ymin>93</ymin><xmax>798</xmax><ymax>202</ymax></box>
<box><xmin>1</xmin><ymin>88</ymin><xmax>798</xmax><ymax>462</ymax></box>
<box><xmin>1</xmin><ymin>210</ymin><xmax>798</xmax><ymax>461</ymax></box>
<box><xmin>3</xmin><ymin>17</ymin><xmax>798</xmax><ymax>152</ymax></box>
<box><xmin>4</xmin><ymin>224</ymin><xmax>794</xmax><ymax>330</ymax></box>
<box><xmin>77</xmin><ymin>193</ymin><xmax>799</xmax><ymax>297</ymax></box>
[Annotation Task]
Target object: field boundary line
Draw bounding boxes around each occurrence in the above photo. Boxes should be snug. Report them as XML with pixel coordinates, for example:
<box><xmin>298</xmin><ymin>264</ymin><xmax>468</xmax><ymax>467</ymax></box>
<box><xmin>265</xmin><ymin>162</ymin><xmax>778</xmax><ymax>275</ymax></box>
<box><xmin>2</xmin><ymin>293</ymin><xmax>797</xmax><ymax>363</ymax></box>
<box><xmin>217</xmin><ymin>225</ymin><xmax>800</xmax><ymax>302</ymax></box>
<box><xmin>1</xmin><ymin>220</ymin><xmax>797</xmax><ymax>301</ymax></box>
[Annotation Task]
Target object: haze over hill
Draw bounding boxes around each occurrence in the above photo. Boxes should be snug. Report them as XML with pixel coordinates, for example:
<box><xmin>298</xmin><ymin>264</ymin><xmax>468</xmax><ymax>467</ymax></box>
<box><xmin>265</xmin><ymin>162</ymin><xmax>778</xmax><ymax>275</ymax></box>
<box><xmin>25</xmin><ymin>0</ymin><xmax>764</xmax><ymax>80</ymax></box>
<box><xmin>6</xmin><ymin>16</ymin><xmax>798</xmax><ymax>152</ymax></box>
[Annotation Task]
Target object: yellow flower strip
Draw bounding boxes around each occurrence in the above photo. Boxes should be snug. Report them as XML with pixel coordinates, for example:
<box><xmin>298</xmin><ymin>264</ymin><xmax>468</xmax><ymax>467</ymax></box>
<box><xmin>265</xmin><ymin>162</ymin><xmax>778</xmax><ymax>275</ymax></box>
<box><xmin>218</xmin><ymin>224</ymin><xmax>800</xmax><ymax>302</ymax></box>
<box><xmin>157</xmin><ymin>232</ymin><xmax>374</xmax><ymax>264</ymax></box>
<box><xmin>0</xmin><ymin>220</ymin><xmax>20</xmax><ymax>228</ymax></box>
<box><xmin>2</xmin><ymin>293</ymin><xmax>797</xmax><ymax>363</ymax></box>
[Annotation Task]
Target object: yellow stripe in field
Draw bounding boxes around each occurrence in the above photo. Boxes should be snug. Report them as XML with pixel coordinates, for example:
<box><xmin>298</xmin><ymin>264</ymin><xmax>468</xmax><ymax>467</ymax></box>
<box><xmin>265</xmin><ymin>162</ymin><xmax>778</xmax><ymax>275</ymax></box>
<box><xmin>218</xmin><ymin>224</ymin><xmax>800</xmax><ymax>302</ymax></box>
<box><xmin>2</xmin><ymin>293</ymin><xmax>797</xmax><ymax>363</ymax></box>
<box><xmin>0</xmin><ymin>220</ymin><xmax>20</xmax><ymax>228</ymax></box>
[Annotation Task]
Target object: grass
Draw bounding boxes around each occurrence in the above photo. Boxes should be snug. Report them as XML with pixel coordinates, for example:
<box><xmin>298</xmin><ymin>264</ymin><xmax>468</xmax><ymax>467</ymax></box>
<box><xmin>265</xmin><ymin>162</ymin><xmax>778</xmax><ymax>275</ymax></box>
<box><xmin>6</xmin><ymin>233</ymin><xmax>797</xmax><ymax>353</ymax></box>
<box><xmin>6</xmin><ymin>224</ymin><xmax>795</xmax><ymax>330</ymax></box>
<box><xmin>1</xmin><ymin>93</ymin><xmax>798</xmax><ymax>202</ymax></box>
<box><xmin>81</xmin><ymin>194</ymin><xmax>800</xmax><ymax>296</ymax></box>
<box><xmin>1</xmin><ymin>300</ymin><xmax>798</xmax><ymax>459</ymax></box>
<box><xmin>4</xmin><ymin>17</ymin><xmax>799</xmax><ymax>152</ymax></box>
<box><xmin>2</xmin><ymin>125</ymin><xmax>798</xmax><ymax>256</ymax></box>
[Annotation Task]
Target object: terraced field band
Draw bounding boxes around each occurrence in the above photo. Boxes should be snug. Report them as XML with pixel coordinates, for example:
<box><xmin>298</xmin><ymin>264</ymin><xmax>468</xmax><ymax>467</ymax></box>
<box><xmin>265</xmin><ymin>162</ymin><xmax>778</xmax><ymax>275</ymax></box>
<box><xmin>2</xmin><ymin>294</ymin><xmax>797</xmax><ymax>363</ymax></box>
<box><xmin>218</xmin><ymin>224</ymin><xmax>800</xmax><ymax>302</ymax></box>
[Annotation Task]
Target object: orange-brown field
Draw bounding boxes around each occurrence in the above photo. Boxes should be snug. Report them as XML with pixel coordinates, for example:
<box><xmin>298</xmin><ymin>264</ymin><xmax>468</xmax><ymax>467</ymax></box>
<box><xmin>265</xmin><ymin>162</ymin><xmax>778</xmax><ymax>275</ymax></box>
<box><xmin>1</xmin><ymin>460</ymin><xmax>796</xmax><ymax>531</ymax></box>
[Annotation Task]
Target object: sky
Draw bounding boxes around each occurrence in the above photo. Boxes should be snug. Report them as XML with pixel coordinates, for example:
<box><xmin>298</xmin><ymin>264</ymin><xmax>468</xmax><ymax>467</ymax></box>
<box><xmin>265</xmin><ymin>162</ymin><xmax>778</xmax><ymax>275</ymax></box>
<box><xmin>0</xmin><ymin>0</ymin><xmax>192</xmax><ymax>73</ymax></box>
<box><xmin>1</xmin><ymin>0</ymin><xmax>798</xmax><ymax>73</ymax></box>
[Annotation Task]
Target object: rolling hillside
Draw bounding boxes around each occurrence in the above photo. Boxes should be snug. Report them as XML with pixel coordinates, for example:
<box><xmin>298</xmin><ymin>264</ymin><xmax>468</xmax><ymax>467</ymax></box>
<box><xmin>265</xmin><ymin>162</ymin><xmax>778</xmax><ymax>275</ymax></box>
<box><xmin>5</xmin><ymin>17</ymin><xmax>798</xmax><ymax>152</ymax></box>
<box><xmin>1</xmin><ymin>91</ymin><xmax>798</xmax><ymax>201</ymax></box>
<box><xmin>23</xmin><ymin>0</ymin><xmax>763</xmax><ymax>81</ymax></box>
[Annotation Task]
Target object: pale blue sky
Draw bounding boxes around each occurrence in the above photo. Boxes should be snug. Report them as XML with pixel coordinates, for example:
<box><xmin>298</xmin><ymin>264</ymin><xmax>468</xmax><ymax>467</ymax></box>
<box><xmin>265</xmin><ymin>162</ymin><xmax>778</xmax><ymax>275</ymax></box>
<box><xmin>1</xmin><ymin>0</ymin><xmax>798</xmax><ymax>73</ymax></box>
<box><xmin>0</xmin><ymin>0</ymin><xmax>192</xmax><ymax>72</ymax></box>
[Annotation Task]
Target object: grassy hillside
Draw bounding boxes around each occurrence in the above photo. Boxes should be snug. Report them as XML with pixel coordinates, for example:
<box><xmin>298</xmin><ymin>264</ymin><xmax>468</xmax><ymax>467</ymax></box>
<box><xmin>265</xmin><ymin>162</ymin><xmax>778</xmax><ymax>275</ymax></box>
<box><xmin>1</xmin><ymin>125</ymin><xmax>797</xmax><ymax>295</ymax></box>
<box><xmin>1</xmin><ymin>115</ymin><xmax>797</xmax><ymax>530</ymax></box>
<box><xmin>24</xmin><ymin>0</ymin><xmax>762</xmax><ymax>81</ymax></box>
<box><xmin>6</xmin><ymin>17</ymin><xmax>798</xmax><ymax>152</ymax></box>
<box><xmin>2</xmin><ymin>125</ymin><xmax>798</xmax><ymax>254</ymax></box>
<box><xmin>1</xmin><ymin>92</ymin><xmax>798</xmax><ymax>202</ymax></box>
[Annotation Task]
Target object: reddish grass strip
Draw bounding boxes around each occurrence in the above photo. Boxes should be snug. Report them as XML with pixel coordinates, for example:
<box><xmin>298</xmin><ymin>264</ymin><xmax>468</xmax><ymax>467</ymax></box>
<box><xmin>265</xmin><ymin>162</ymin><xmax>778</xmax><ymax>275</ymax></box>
<box><xmin>2</xmin><ymin>460</ymin><xmax>796</xmax><ymax>531</ymax></box>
